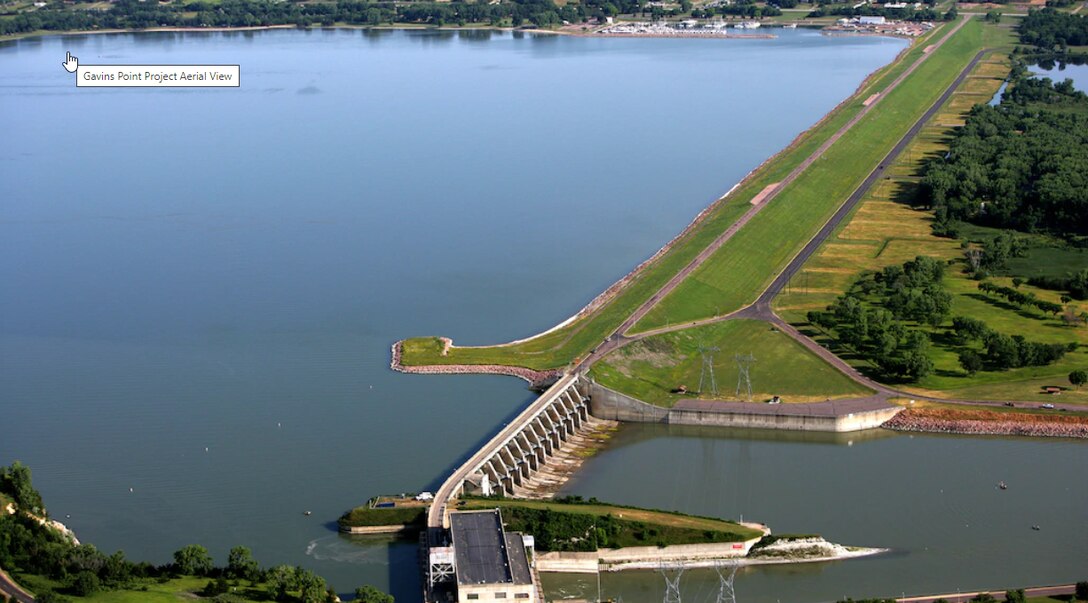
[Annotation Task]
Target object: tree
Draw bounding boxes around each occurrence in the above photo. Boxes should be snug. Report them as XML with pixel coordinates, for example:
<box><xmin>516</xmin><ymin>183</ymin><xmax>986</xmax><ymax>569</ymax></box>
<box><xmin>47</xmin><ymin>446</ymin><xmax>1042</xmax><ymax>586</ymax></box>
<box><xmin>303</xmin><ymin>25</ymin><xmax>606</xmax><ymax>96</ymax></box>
<box><xmin>0</xmin><ymin>461</ymin><xmax>45</xmax><ymax>515</ymax></box>
<box><xmin>70</xmin><ymin>570</ymin><xmax>101</xmax><ymax>596</ymax></box>
<box><xmin>173</xmin><ymin>544</ymin><xmax>213</xmax><ymax>576</ymax></box>
<box><xmin>1070</xmin><ymin>369</ymin><xmax>1088</xmax><ymax>389</ymax></box>
<box><xmin>355</xmin><ymin>585</ymin><xmax>395</xmax><ymax>603</ymax></box>
<box><xmin>227</xmin><ymin>545</ymin><xmax>259</xmax><ymax>581</ymax></box>
<box><xmin>959</xmin><ymin>350</ymin><xmax>983</xmax><ymax>376</ymax></box>
<box><xmin>295</xmin><ymin>567</ymin><xmax>326</xmax><ymax>603</ymax></box>
<box><xmin>1004</xmin><ymin>589</ymin><xmax>1025</xmax><ymax>603</ymax></box>
<box><xmin>1074</xmin><ymin>581</ymin><xmax>1088</xmax><ymax>600</ymax></box>
<box><xmin>267</xmin><ymin>565</ymin><xmax>298</xmax><ymax>601</ymax></box>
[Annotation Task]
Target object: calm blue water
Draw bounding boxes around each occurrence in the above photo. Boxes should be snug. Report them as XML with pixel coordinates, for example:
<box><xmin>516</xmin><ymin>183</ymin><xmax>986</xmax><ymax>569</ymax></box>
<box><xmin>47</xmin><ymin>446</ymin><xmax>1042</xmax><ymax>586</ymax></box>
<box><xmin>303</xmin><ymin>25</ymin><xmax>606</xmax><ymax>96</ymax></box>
<box><xmin>1032</xmin><ymin>61</ymin><xmax>1088</xmax><ymax>92</ymax></box>
<box><xmin>553</xmin><ymin>425</ymin><xmax>1088</xmax><ymax>602</ymax></box>
<box><xmin>17</xmin><ymin>27</ymin><xmax>1073</xmax><ymax>602</ymax></box>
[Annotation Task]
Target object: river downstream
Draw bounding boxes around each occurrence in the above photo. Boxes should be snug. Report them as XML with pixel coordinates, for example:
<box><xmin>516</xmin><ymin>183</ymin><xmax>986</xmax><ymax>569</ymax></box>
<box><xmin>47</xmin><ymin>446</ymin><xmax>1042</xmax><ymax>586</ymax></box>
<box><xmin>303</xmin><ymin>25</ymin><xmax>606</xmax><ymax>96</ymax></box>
<box><xmin>4</xmin><ymin>27</ymin><xmax>1083</xmax><ymax>603</ymax></box>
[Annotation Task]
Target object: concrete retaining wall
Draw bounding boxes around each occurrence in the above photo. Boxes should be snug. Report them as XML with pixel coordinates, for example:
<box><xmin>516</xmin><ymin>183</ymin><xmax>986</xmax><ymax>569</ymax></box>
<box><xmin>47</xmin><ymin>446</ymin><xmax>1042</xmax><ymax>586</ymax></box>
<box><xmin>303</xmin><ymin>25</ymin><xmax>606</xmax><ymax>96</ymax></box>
<box><xmin>587</xmin><ymin>380</ymin><xmax>900</xmax><ymax>433</ymax></box>
<box><xmin>667</xmin><ymin>406</ymin><xmax>900</xmax><ymax>433</ymax></box>
<box><xmin>586</xmin><ymin>382</ymin><xmax>669</xmax><ymax>423</ymax></box>
<box><xmin>536</xmin><ymin>538</ymin><xmax>763</xmax><ymax>573</ymax></box>
<box><xmin>340</xmin><ymin>524</ymin><xmax>416</xmax><ymax>535</ymax></box>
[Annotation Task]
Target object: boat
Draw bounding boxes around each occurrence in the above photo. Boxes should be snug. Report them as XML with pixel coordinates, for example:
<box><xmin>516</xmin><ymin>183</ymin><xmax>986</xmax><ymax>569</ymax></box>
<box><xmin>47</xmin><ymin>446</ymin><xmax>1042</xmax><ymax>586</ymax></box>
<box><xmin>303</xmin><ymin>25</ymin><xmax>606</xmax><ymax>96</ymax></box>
<box><xmin>734</xmin><ymin>21</ymin><xmax>761</xmax><ymax>29</ymax></box>
<box><xmin>783</xmin><ymin>23</ymin><xmax>797</xmax><ymax>28</ymax></box>
<box><xmin>998</xmin><ymin>481</ymin><xmax>1007</xmax><ymax>490</ymax></box>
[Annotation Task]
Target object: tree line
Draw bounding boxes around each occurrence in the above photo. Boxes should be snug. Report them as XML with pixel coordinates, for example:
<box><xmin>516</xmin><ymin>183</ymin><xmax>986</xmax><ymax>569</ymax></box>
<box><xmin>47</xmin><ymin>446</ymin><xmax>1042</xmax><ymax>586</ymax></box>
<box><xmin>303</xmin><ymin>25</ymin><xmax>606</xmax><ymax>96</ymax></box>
<box><xmin>0</xmin><ymin>0</ymin><xmax>602</xmax><ymax>36</ymax></box>
<box><xmin>0</xmin><ymin>462</ymin><xmax>393</xmax><ymax>603</ymax></box>
<box><xmin>950</xmin><ymin>315</ymin><xmax>1074</xmax><ymax>374</ymax></box>
<box><xmin>976</xmin><ymin>281</ymin><xmax>1064</xmax><ymax>316</ymax></box>
<box><xmin>807</xmin><ymin>257</ymin><xmax>952</xmax><ymax>382</ymax></box>
<box><xmin>1019</xmin><ymin>7</ymin><xmax>1088</xmax><ymax>50</ymax></box>
<box><xmin>920</xmin><ymin>77</ymin><xmax>1088</xmax><ymax>239</ymax></box>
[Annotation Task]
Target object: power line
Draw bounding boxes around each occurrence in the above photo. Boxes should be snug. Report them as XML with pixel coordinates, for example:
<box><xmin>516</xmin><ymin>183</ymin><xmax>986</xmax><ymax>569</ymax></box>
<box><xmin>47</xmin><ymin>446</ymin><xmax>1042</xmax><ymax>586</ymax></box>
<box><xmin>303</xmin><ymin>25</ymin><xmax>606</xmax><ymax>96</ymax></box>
<box><xmin>735</xmin><ymin>353</ymin><xmax>755</xmax><ymax>401</ymax></box>
<box><xmin>698</xmin><ymin>345</ymin><xmax>720</xmax><ymax>397</ymax></box>
<box><xmin>660</xmin><ymin>563</ymin><xmax>684</xmax><ymax>603</ymax></box>
<box><xmin>714</xmin><ymin>561</ymin><xmax>738</xmax><ymax>603</ymax></box>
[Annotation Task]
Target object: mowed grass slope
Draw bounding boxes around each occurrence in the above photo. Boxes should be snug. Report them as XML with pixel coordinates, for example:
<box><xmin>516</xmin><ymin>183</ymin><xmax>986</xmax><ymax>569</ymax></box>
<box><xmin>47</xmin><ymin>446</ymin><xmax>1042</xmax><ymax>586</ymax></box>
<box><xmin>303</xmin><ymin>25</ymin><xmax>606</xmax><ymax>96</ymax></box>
<box><xmin>398</xmin><ymin>25</ymin><xmax>951</xmax><ymax>370</ymax></box>
<box><xmin>773</xmin><ymin>37</ymin><xmax>1088</xmax><ymax>404</ymax></box>
<box><xmin>460</xmin><ymin>498</ymin><xmax>762</xmax><ymax>541</ymax></box>
<box><xmin>589</xmin><ymin>319</ymin><xmax>872</xmax><ymax>407</ymax></box>
<box><xmin>633</xmin><ymin>18</ymin><xmax>985</xmax><ymax>332</ymax></box>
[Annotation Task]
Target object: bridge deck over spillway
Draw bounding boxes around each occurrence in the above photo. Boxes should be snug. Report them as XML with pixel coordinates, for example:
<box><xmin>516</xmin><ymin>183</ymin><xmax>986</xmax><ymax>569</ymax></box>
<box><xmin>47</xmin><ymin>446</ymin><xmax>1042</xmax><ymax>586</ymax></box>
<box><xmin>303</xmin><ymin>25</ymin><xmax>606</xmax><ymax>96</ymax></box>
<box><xmin>426</xmin><ymin>372</ymin><xmax>587</xmax><ymax>530</ymax></box>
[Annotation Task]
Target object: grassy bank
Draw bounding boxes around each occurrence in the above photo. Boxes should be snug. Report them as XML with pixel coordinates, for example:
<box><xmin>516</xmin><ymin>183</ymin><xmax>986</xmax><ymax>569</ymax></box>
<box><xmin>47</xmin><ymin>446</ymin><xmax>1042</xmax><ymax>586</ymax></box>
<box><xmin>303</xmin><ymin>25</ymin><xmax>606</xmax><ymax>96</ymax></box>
<box><xmin>589</xmin><ymin>319</ymin><xmax>872</xmax><ymax>407</ymax></box>
<box><xmin>633</xmin><ymin>18</ymin><xmax>985</xmax><ymax>331</ymax></box>
<box><xmin>772</xmin><ymin>21</ymin><xmax>1088</xmax><ymax>403</ymax></box>
<box><xmin>11</xmin><ymin>574</ymin><xmax>283</xmax><ymax>603</ymax></box>
<box><xmin>459</xmin><ymin>497</ymin><xmax>762</xmax><ymax>551</ymax></box>
<box><xmin>338</xmin><ymin>505</ymin><xmax>426</xmax><ymax>528</ymax></box>
<box><xmin>399</xmin><ymin>24</ymin><xmax>949</xmax><ymax>371</ymax></box>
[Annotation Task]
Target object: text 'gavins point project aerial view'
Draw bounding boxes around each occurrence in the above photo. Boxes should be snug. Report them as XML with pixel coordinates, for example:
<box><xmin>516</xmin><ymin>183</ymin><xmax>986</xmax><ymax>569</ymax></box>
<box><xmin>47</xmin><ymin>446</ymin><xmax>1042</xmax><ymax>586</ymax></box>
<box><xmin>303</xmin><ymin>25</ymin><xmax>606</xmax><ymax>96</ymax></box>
<box><xmin>2</xmin><ymin>0</ymin><xmax>1088</xmax><ymax>600</ymax></box>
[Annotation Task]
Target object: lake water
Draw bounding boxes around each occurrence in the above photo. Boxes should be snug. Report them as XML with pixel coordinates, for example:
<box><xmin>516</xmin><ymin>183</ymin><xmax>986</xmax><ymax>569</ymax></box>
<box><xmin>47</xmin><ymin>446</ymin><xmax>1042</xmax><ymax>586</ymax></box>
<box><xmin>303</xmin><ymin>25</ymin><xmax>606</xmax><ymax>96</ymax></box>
<box><xmin>5</xmin><ymin>27</ymin><xmax>1079</xmax><ymax>603</ymax></box>
<box><xmin>553</xmin><ymin>425</ymin><xmax>1088</xmax><ymax>602</ymax></box>
<box><xmin>1032</xmin><ymin>61</ymin><xmax>1088</xmax><ymax>92</ymax></box>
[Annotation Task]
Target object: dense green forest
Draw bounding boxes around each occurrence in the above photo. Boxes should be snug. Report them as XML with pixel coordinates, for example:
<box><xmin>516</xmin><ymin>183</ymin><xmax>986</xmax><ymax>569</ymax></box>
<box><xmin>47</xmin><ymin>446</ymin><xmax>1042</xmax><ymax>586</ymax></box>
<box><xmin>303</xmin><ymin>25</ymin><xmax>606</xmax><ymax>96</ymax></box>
<box><xmin>1018</xmin><ymin>8</ymin><xmax>1088</xmax><ymax>50</ymax></box>
<box><xmin>920</xmin><ymin>77</ymin><xmax>1088</xmax><ymax>239</ymax></box>
<box><xmin>807</xmin><ymin>257</ymin><xmax>950</xmax><ymax>382</ymax></box>
<box><xmin>0</xmin><ymin>0</ymin><xmax>794</xmax><ymax>36</ymax></box>
<box><xmin>806</xmin><ymin>257</ymin><xmax>1075</xmax><ymax>381</ymax></box>
<box><xmin>806</xmin><ymin>2</ymin><xmax>946</xmax><ymax>22</ymax></box>
<box><xmin>0</xmin><ymin>462</ymin><xmax>392</xmax><ymax>603</ymax></box>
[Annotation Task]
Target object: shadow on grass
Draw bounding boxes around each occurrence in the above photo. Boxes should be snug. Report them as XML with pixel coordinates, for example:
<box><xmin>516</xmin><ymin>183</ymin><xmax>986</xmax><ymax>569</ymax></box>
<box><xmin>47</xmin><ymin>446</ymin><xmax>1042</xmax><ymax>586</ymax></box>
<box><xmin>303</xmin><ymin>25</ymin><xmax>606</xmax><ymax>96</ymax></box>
<box><xmin>964</xmin><ymin>292</ymin><xmax>1050</xmax><ymax>322</ymax></box>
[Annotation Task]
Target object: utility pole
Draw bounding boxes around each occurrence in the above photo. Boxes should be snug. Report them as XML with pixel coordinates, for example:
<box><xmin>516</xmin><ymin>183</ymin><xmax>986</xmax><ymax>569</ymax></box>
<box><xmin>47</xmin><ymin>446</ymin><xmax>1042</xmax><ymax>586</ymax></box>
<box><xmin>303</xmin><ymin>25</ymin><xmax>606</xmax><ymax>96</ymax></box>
<box><xmin>699</xmin><ymin>345</ymin><xmax>720</xmax><ymax>397</ymax></box>
<box><xmin>735</xmin><ymin>353</ymin><xmax>755</xmax><ymax>401</ymax></box>
<box><xmin>660</xmin><ymin>563</ymin><xmax>684</xmax><ymax>603</ymax></box>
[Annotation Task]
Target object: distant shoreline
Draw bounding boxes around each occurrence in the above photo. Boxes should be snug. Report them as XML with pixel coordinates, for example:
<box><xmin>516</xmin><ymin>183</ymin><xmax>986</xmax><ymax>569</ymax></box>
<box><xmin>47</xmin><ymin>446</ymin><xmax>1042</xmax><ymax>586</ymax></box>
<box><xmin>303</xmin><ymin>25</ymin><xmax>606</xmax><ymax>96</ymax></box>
<box><xmin>2</xmin><ymin>20</ymin><xmax>825</xmax><ymax>43</ymax></box>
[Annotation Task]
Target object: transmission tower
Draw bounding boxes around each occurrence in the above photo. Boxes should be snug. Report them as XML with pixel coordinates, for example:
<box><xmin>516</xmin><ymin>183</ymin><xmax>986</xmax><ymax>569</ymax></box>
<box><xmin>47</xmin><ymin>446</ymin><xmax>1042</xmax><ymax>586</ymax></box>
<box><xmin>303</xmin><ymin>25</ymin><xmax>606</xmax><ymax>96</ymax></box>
<box><xmin>659</xmin><ymin>563</ymin><xmax>684</xmax><ymax>603</ymax></box>
<box><xmin>735</xmin><ymin>353</ymin><xmax>756</xmax><ymax>401</ymax></box>
<box><xmin>714</xmin><ymin>561</ymin><xmax>738</xmax><ymax>603</ymax></box>
<box><xmin>698</xmin><ymin>345</ymin><xmax>720</xmax><ymax>396</ymax></box>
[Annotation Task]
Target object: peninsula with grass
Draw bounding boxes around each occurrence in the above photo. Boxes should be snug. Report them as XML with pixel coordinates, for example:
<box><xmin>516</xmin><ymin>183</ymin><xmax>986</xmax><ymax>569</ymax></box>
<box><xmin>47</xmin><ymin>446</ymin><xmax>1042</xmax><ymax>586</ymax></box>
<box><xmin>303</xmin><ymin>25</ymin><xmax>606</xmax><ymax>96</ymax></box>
<box><xmin>339</xmin><ymin>494</ymin><xmax>884</xmax><ymax>574</ymax></box>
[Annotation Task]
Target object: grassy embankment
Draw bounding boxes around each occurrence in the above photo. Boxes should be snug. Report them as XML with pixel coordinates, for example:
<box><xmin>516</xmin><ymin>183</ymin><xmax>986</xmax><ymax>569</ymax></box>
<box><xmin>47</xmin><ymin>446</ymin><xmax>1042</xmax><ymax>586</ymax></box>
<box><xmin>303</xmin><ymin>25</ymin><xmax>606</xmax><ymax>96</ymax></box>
<box><xmin>338</xmin><ymin>496</ymin><xmax>764</xmax><ymax>547</ymax></box>
<box><xmin>399</xmin><ymin>23</ymin><xmax>952</xmax><ymax>371</ymax></box>
<box><xmin>773</xmin><ymin>19</ymin><xmax>1088</xmax><ymax>404</ymax></box>
<box><xmin>589</xmin><ymin>319</ymin><xmax>873</xmax><ymax>407</ymax></box>
<box><xmin>458</xmin><ymin>497</ymin><xmax>762</xmax><ymax>550</ymax></box>
<box><xmin>338</xmin><ymin>505</ymin><xmax>426</xmax><ymax>529</ymax></box>
<box><xmin>632</xmin><ymin>17</ymin><xmax>986</xmax><ymax>332</ymax></box>
<box><xmin>12</xmin><ymin>574</ymin><xmax>279</xmax><ymax>603</ymax></box>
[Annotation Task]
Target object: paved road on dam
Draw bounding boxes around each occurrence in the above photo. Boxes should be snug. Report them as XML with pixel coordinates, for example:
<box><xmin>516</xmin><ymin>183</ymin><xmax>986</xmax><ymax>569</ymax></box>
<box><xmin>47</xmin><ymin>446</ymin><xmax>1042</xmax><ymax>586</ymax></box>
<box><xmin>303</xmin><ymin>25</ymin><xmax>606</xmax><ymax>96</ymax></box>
<box><xmin>591</xmin><ymin>15</ymin><xmax>974</xmax><ymax>357</ymax></box>
<box><xmin>575</xmin><ymin>39</ymin><xmax>1084</xmax><ymax>413</ymax></box>
<box><xmin>426</xmin><ymin>373</ymin><xmax>579</xmax><ymax>529</ymax></box>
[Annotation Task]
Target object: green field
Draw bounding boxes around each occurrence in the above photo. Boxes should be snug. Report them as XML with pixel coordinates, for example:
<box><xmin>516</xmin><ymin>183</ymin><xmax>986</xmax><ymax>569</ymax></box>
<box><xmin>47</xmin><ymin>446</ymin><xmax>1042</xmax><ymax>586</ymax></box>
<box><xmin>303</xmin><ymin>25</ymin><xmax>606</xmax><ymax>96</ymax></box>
<box><xmin>10</xmin><ymin>574</ymin><xmax>280</xmax><ymax>603</ymax></box>
<box><xmin>633</xmin><ymin>18</ymin><xmax>985</xmax><ymax>332</ymax></box>
<box><xmin>459</xmin><ymin>497</ymin><xmax>762</xmax><ymax>549</ymax></box>
<box><xmin>399</xmin><ymin>22</ymin><xmax>956</xmax><ymax>370</ymax></box>
<box><xmin>769</xmin><ymin>23</ymin><xmax>1088</xmax><ymax>403</ymax></box>
<box><xmin>590</xmin><ymin>319</ymin><xmax>872</xmax><ymax>407</ymax></box>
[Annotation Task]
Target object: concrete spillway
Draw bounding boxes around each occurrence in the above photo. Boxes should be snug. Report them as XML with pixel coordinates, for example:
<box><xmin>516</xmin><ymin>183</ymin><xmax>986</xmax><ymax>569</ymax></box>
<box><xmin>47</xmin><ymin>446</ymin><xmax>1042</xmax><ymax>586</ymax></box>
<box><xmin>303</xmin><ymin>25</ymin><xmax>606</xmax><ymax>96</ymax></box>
<box><xmin>426</xmin><ymin>373</ymin><xmax>589</xmax><ymax>531</ymax></box>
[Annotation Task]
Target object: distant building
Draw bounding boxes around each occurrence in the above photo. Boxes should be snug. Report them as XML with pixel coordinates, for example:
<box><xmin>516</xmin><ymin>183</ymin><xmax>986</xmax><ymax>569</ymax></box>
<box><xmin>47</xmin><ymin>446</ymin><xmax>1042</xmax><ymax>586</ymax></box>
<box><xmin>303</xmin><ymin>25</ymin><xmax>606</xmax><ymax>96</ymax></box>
<box><xmin>859</xmin><ymin>15</ymin><xmax>886</xmax><ymax>24</ymax></box>
<box><xmin>451</xmin><ymin>510</ymin><xmax>537</xmax><ymax>602</ymax></box>
<box><xmin>884</xmin><ymin>2</ymin><xmax>907</xmax><ymax>8</ymax></box>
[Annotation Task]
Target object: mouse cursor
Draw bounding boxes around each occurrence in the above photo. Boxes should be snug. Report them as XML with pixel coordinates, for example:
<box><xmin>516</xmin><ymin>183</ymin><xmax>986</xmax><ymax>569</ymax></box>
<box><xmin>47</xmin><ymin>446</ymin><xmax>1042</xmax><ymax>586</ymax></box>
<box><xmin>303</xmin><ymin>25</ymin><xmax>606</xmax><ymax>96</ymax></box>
<box><xmin>62</xmin><ymin>51</ymin><xmax>78</xmax><ymax>73</ymax></box>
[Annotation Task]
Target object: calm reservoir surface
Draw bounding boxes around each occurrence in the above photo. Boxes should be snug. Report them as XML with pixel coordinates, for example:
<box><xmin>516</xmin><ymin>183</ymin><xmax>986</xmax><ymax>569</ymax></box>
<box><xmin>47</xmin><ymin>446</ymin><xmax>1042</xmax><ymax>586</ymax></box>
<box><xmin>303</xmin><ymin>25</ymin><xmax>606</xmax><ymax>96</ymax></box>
<box><xmin>3</xmin><ymin>27</ymin><xmax>1082</xmax><ymax>602</ymax></box>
